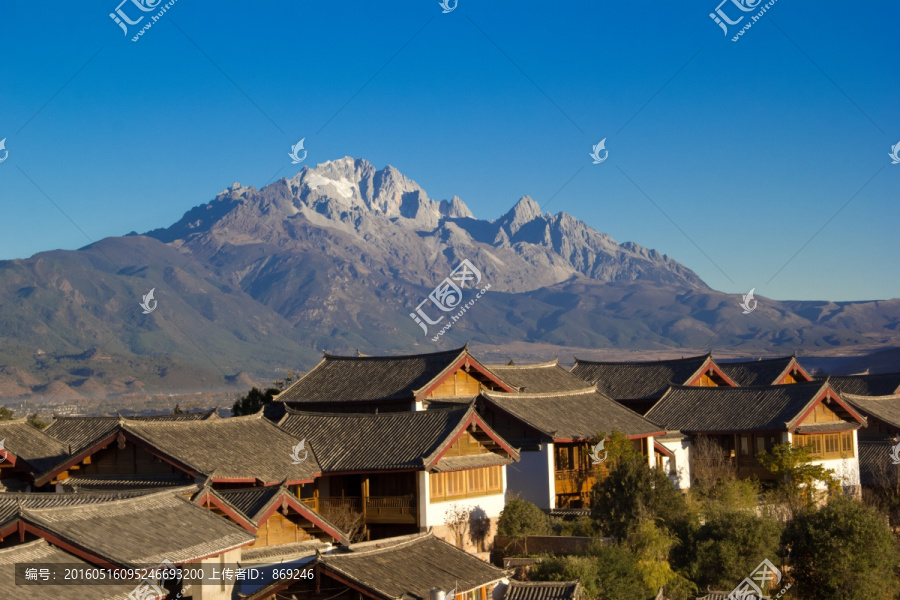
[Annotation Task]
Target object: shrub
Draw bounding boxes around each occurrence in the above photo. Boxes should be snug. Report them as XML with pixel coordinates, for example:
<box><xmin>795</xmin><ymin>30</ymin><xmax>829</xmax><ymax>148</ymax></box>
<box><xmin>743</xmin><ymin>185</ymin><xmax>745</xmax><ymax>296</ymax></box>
<box><xmin>530</xmin><ymin>546</ymin><xmax>650</xmax><ymax>600</ymax></box>
<box><xmin>497</xmin><ymin>498</ymin><xmax>550</xmax><ymax>538</ymax></box>
<box><xmin>781</xmin><ymin>496</ymin><xmax>899</xmax><ymax>599</ymax></box>
<box><xmin>688</xmin><ymin>510</ymin><xmax>782</xmax><ymax>591</ymax></box>
<box><xmin>590</xmin><ymin>454</ymin><xmax>689</xmax><ymax>539</ymax></box>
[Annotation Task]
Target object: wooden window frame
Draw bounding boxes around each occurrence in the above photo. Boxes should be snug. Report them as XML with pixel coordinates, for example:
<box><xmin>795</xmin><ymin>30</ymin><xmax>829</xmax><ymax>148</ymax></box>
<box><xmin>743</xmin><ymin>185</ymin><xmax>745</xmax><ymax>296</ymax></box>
<box><xmin>792</xmin><ymin>432</ymin><xmax>854</xmax><ymax>459</ymax></box>
<box><xmin>430</xmin><ymin>466</ymin><xmax>503</xmax><ymax>502</ymax></box>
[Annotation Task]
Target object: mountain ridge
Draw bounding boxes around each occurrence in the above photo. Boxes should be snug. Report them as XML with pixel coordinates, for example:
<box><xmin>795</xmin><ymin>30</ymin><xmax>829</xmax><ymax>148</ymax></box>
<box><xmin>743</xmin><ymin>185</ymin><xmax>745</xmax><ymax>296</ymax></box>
<box><xmin>0</xmin><ymin>157</ymin><xmax>898</xmax><ymax>402</ymax></box>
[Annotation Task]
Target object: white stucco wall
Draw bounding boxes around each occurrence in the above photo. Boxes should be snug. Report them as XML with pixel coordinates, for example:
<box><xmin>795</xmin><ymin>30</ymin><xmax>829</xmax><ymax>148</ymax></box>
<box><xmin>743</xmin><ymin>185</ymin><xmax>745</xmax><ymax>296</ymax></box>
<box><xmin>785</xmin><ymin>431</ymin><xmax>862</xmax><ymax>494</ymax></box>
<box><xmin>421</xmin><ymin>467</ymin><xmax>508</xmax><ymax>528</ymax></box>
<box><xmin>659</xmin><ymin>437</ymin><xmax>692</xmax><ymax>490</ymax></box>
<box><xmin>504</xmin><ymin>443</ymin><xmax>555</xmax><ymax>510</ymax></box>
<box><xmin>188</xmin><ymin>547</ymin><xmax>243</xmax><ymax>600</ymax></box>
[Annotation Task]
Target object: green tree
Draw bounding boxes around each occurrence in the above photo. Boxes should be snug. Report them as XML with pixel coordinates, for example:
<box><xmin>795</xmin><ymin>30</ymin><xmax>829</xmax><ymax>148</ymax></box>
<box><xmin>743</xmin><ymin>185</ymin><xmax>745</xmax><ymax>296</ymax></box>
<box><xmin>530</xmin><ymin>546</ymin><xmax>651</xmax><ymax>600</ymax></box>
<box><xmin>757</xmin><ymin>443</ymin><xmax>839</xmax><ymax>513</ymax></box>
<box><xmin>590</xmin><ymin>453</ymin><xmax>689</xmax><ymax>539</ymax></box>
<box><xmin>625</xmin><ymin>520</ymin><xmax>697</xmax><ymax>600</ymax></box>
<box><xmin>782</xmin><ymin>496</ymin><xmax>899</xmax><ymax>599</ymax></box>
<box><xmin>0</xmin><ymin>406</ymin><xmax>14</xmax><ymax>420</ymax></box>
<box><xmin>601</xmin><ymin>429</ymin><xmax>641</xmax><ymax>468</ymax></box>
<box><xmin>231</xmin><ymin>387</ymin><xmax>280</xmax><ymax>416</ymax></box>
<box><xmin>496</xmin><ymin>498</ymin><xmax>550</xmax><ymax>538</ymax></box>
<box><xmin>690</xmin><ymin>476</ymin><xmax>761</xmax><ymax>521</ymax></box>
<box><xmin>26</xmin><ymin>413</ymin><xmax>49</xmax><ymax>429</ymax></box>
<box><xmin>688</xmin><ymin>510</ymin><xmax>782</xmax><ymax>592</ymax></box>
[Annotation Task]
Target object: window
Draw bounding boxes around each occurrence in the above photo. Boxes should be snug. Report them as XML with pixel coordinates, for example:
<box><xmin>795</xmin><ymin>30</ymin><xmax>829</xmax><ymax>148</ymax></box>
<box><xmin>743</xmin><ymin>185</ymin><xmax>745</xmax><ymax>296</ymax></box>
<box><xmin>793</xmin><ymin>432</ymin><xmax>855</xmax><ymax>459</ymax></box>
<box><xmin>555</xmin><ymin>446</ymin><xmax>574</xmax><ymax>470</ymax></box>
<box><xmin>842</xmin><ymin>432</ymin><xmax>853</xmax><ymax>453</ymax></box>
<box><xmin>430</xmin><ymin>466</ymin><xmax>503</xmax><ymax>502</ymax></box>
<box><xmin>739</xmin><ymin>435</ymin><xmax>750</xmax><ymax>457</ymax></box>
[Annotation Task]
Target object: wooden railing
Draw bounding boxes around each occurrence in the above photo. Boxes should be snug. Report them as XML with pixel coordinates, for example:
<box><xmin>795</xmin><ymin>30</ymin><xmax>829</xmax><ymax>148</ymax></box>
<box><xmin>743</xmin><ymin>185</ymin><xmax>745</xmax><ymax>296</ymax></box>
<box><xmin>554</xmin><ymin>469</ymin><xmax>597</xmax><ymax>509</ymax></box>
<box><xmin>300</xmin><ymin>496</ymin><xmax>417</xmax><ymax>524</ymax></box>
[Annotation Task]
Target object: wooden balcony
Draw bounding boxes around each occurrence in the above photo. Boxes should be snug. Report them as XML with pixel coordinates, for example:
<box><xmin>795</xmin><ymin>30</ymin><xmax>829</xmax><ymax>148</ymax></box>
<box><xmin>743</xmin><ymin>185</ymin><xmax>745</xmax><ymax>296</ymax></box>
<box><xmin>300</xmin><ymin>496</ymin><xmax>417</xmax><ymax>525</ymax></box>
<box><xmin>554</xmin><ymin>469</ymin><xmax>596</xmax><ymax>509</ymax></box>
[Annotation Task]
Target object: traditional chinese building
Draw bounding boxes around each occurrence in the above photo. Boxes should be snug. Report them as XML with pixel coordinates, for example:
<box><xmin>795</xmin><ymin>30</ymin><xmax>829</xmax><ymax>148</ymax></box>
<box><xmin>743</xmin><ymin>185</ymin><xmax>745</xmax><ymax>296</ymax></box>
<box><xmin>820</xmin><ymin>371</ymin><xmax>900</xmax><ymax>397</ymax></box>
<box><xmin>271</xmin><ymin>346</ymin><xmax>513</xmax><ymax>415</ymax></box>
<box><xmin>717</xmin><ymin>354</ymin><xmax>813</xmax><ymax>386</ymax></box>
<box><xmin>192</xmin><ymin>483</ymin><xmax>350</xmax><ymax>547</ymax></box>
<box><xmin>477</xmin><ymin>387</ymin><xmax>663</xmax><ymax>509</ymax></box>
<box><xmin>35</xmin><ymin>412</ymin><xmax>319</xmax><ymax>491</ymax></box>
<box><xmin>0</xmin><ymin>488</ymin><xmax>256</xmax><ymax>600</ymax></box>
<box><xmin>570</xmin><ymin>353</ymin><xmax>737</xmax><ymax>414</ymax></box>
<box><xmin>277</xmin><ymin>404</ymin><xmax>518</xmax><ymax>549</ymax></box>
<box><xmin>240</xmin><ymin>531</ymin><xmax>507</xmax><ymax>600</ymax></box>
<box><xmin>0</xmin><ymin>540</ymin><xmax>144</xmax><ymax>600</ymax></box>
<box><xmin>646</xmin><ymin>381</ymin><xmax>866</xmax><ymax>493</ymax></box>
<box><xmin>0</xmin><ymin>419</ymin><xmax>69</xmax><ymax>491</ymax></box>
<box><xmin>487</xmin><ymin>359</ymin><xmax>593</xmax><ymax>394</ymax></box>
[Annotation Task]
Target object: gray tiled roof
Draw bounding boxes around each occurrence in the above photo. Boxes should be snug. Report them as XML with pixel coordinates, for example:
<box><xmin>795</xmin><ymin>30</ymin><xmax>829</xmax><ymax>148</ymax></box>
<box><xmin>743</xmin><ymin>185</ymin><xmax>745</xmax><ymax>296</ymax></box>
<box><xmin>276</xmin><ymin>347</ymin><xmax>495</xmax><ymax>404</ymax></box>
<box><xmin>122</xmin><ymin>413</ymin><xmax>320</xmax><ymax>483</ymax></box>
<box><xmin>646</xmin><ymin>382</ymin><xmax>859</xmax><ymax>433</ymax></box>
<box><xmin>0</xmin><ymin>540</ymin><xmax>140</xmax><ymax>600</ymax></box>
<box><xmin>858</xmin><ymin>438</ymin><xmax>893</xmax><ymax>486</ymax></box>
<box><xmin>0</xmin><ymin>419</ymin><xmax>69</xmax><ymax>473</ymax></box>
<box><xmin>843</xmin><ymin>393</ymin><xmax>900</xmax><ymax>429</ymax></box>
<box><xmin>793</xmin><ymin>421</ymin><xmax>858</xmax><ymax>433</ymax></box>
<box><xmin>212</xmin><ymin>486</ymin><xmax>281</xmax><ymax>524</ymax></box>
<box><xmin>318</xmin><ymin>532</ymin><xmax>506</xmax><ymax>600</ymax></box>
<box><xmin>199</xmin><ymin>485</ymin><xmax>350</xmax><ymax>544</ymax></box>
<box><xmin>570</xmin><ymin>354</ymin><xmax>713</xmax><ymax>400</ymax></box>
<box><xmin>239</xmin><ymin>539</ymin><xmax>330</xmax><ymax>564</ymax></box>
<box><xmin>718</xmin><ymin>355</ymin><xmax>807</xmax><ymax>386</ymax></box>
<box><xmin>488</xmin><ymin>360</ymin><xmax>591</xmax><ymax>393</ymax></box>
<box><xmin>432</xmin><ymin>453</ymin><xmax>513</xmax><ymax>472</ymax></box>
<box><xmin>44</xmin><ymin>411</ymin><xmax>217</xmax><ymax>456</ymax></box>
<box><xmin>0</xmin><ymin>488</ymin><xmax>182</xmax><ymax>530</ymax></box>
<box><xmin>279</xmin><ymin>405</ymin><xmax>515</xmax><ymax>472</ymax></box>
<box><xmin>503</xmin><ymin>580</ymin><xmax>581</xmax><ymax>600</ymax></box>
<box><xmin>821</xmin><ymin>372</ymin><xmax>900</xmax><ymax>396</ymax></box>
<box><xmin>59</xmin><ymin>474</ymin><xmax>193</xmax><ymax>492</ymax></box>
<box><xmin>21</xmin><ymin>489</ymin><xmax>255</xmax><ymax>567</ymax></box>
<box><xmin>480</xmin><ymin>387</ymin><xmax>664</xmax><ymax>440</ymax></box>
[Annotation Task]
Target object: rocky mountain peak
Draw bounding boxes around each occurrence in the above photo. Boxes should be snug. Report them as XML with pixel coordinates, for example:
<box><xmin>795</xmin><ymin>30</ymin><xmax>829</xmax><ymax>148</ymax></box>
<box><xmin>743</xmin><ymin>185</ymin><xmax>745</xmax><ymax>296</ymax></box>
<box><xmin>439</xmin><ymin>195</ymin><xmax>474</xmax><ymax>219</ymax></box>
<box><xmin>147</xmin><ymin>158</ymin><xmax>709</xmax><ymax>291</ymax></box>
<box><xmin>498</xmin><ymin>195</ymin><xmax>545</xmax><ymax>237</ymax></box>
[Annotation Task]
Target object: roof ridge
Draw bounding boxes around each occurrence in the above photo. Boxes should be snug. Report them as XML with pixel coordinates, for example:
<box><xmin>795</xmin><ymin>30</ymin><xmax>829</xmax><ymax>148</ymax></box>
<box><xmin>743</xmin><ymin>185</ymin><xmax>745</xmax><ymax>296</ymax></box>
<box><xmin>482</xmin><ymin>386</ymin><xmax>598</xmax><ymax>399</ymax></box>
<box><xmin>718</xmin><ymin>355</ymin><xmax>796</xmax><ymax>364</ymax></box>
<box><xmin>573</xmin><ymin>354</ymin><xmax>710</xmax><ymax>366</ymax></box>
<box><xmin>0</xmin><ymin>538</ymin><xmax>50</xmax><ymax>556</ymax></box>
<box><xmin>283</xmin><ymin>405</ymin><xmax>468</xmax><ymax>419</ymax></box>
<box><xmin>338</xmin><ymin>530</ymin><xmax>433</xmax><ymax>554</ymax></box>
<box><xmin>487</xmin><ymin>359</ymin><xmax>560</xmax><ymax>369</ymax></box>
<box><xmin>322</xmin><ymin>346</ymin><xmax>467</xmax><ymax>360</ymax></box>
<box><xmin>21</xmin><ymin>487</ymin><xmax>183</xmax><ymax>515</ymax></box>
<box><xmin>827</xmin><ymin>370</ymin><xmax>900</xmax><ymax>378</ymax></box>
<box><xmin>667</xmin><ymin>380</ymin><xmax>823</xmax><ymax>391</ymax></box>
<box><xmin>843</xmin><ymin>392</ymin><xmax>900</xmax><ymax>400</ymax></box>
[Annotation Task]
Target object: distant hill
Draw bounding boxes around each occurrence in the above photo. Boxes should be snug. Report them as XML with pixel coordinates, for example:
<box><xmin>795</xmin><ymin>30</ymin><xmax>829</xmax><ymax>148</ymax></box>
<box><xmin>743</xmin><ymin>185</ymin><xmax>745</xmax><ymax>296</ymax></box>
<box><xmin>0</xmin><ymin>157</ymin><xmax>898</xmax><ymax>401</ymax></box>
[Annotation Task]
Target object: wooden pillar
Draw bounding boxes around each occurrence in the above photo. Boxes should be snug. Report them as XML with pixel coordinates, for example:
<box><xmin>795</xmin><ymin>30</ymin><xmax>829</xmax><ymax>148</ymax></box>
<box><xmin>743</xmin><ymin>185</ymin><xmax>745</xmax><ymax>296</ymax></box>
<box><xmin>362</xmin><ymin>476</ymin><xmax>369</xmax><ymax>521</ymax></box>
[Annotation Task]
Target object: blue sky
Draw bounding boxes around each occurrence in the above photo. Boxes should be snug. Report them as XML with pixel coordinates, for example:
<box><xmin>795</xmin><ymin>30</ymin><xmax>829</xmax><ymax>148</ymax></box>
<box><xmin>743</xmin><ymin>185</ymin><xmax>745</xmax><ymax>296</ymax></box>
<box><xmin>0</xmin><ymin>1</ymin><xmax>897</xmax><ymax>301</ymax></box>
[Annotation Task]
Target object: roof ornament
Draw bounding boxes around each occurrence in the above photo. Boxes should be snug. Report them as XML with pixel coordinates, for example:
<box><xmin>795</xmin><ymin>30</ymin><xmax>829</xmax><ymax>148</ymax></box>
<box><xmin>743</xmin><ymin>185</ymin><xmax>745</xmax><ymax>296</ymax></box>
<box><xmin>116</xmin><ymin>431</ymin><xmax>127</xmax><ymax>450</ymax></box>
